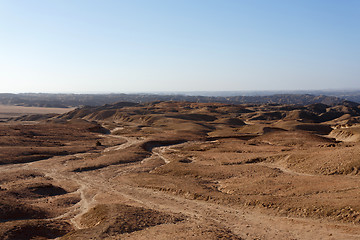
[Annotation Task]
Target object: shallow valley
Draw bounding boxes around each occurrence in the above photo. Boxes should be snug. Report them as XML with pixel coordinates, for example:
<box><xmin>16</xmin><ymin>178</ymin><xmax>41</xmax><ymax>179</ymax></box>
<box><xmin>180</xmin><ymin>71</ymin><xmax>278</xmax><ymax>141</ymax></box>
<box><xmin>1</xmin><ymin>101</ymin><xmax>360</xmax><ymax>239</ymax></box>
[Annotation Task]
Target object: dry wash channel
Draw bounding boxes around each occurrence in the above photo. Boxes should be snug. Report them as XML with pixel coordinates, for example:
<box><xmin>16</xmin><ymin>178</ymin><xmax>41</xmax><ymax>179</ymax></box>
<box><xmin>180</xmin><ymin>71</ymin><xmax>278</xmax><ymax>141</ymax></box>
<box><xmin>1</xmin><ymin>101</ymin><xmax>360</xmax><ymax>239</ymax></box>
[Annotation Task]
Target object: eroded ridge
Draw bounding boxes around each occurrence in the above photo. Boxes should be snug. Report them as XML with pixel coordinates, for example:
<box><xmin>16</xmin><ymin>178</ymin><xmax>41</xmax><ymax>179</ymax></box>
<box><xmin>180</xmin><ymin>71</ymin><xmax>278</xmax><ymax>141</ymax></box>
<box><xmin>1</xmin><ymin>101</ymin><xmax>360</xmax><ymax>239</ymax></box>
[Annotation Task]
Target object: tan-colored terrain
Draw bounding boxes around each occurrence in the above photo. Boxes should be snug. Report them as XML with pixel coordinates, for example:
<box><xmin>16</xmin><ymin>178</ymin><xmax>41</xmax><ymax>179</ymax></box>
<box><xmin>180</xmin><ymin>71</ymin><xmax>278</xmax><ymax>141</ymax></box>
<box><xmin>1</xmin><ymin>101</ymin><xmax>360</xmax><ymax>239</ymax></box>
<box><xmin>0</xmin><ymin>104</ymin><xmax>74</xmax><ymax>121</ymax></box>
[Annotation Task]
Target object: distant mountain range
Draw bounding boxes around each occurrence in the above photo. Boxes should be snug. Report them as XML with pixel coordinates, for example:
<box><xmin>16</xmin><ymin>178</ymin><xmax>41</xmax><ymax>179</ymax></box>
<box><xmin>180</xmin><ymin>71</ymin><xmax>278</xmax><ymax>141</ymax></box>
<box><xmin>1</xmin><ymin>92</ymin><xmax>360</xmax><ymax>108</ymax></box>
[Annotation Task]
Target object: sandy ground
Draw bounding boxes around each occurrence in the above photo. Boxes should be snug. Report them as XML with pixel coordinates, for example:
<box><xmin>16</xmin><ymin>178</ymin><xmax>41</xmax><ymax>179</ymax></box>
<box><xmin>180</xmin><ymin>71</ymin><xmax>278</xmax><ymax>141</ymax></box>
<box><xmin>0</xmin><ymin>134</ymin><xmax>358</xmax><ymax>239</ymax></box>
<box><xmin>1</xmin><ymin>101</ymin><xmax>360</xmax><ymax>239</ymax></box>
<box><xmin>0</xmin><ymin>104</ymin><xmax>74</xmax><ymax>120</ymax></box>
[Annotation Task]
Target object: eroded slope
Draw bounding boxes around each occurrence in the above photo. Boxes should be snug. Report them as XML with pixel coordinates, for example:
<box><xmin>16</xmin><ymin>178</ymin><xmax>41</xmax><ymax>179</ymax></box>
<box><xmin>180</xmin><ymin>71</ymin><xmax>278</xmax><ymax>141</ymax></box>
<box><xmin>1</xmin><ymin>101</ymin><xmax>360</xmax><ymax>239</ymax></box>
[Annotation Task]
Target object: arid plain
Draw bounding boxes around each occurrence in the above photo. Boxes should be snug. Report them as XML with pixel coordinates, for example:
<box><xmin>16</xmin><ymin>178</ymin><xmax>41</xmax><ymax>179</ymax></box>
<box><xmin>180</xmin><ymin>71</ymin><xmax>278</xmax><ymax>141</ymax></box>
<box><xmin>1</xmin><ymin>101</ymin><xmax>360</xmax><ymax>239</ymax></box>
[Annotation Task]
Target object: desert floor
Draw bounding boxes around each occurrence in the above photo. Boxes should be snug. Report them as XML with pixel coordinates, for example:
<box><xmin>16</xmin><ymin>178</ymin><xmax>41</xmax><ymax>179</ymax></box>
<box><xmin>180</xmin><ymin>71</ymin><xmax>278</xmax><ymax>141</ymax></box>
<box><xmin>1</xmin><ymin>101</ymin><xmax>360</xmax><ymax>239</ymax></box>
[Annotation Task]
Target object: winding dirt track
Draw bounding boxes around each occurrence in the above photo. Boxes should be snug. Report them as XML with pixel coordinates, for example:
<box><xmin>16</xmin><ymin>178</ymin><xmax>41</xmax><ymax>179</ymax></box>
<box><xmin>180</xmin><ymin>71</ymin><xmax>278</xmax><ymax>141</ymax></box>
<box><xmin>258</xmin><ymin>155</ymin><xmax>315</xmax><ymax>177</ymax></box>
<box><xmin>2</xmin><ymin>135</ymin><xmax>360</xmax><ymax>239</ymax></box>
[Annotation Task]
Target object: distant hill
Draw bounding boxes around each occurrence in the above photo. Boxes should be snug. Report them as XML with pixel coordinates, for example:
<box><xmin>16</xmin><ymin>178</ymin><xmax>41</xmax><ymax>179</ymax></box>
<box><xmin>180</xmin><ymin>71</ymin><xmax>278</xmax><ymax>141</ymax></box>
<box><xmin>0</xmin><ymin>93</ymin><xmax>356</xmax><ymax>108</ymax></box>
<box><xmin>46</xmin><ymin>100</ymin><xmax>360</xmax><ymax>125</ymax></box>
<box><xmin>0</xmin><ymin>92</ymin><xmax>359</xmax><ymax>108</ymax></box>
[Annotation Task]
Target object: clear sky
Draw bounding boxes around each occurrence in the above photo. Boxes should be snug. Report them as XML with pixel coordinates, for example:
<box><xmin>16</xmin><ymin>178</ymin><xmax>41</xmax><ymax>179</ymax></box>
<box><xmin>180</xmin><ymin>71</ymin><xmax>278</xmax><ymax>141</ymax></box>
<box><xmin>1</xmin><ymin>0</ymin><xmax>359</xmax><ymax>93</ymax></box>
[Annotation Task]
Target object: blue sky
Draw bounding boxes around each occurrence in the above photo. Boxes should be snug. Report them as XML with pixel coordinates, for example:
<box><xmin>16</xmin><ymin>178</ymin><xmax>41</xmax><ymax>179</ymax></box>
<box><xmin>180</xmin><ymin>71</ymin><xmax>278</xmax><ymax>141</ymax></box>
<box><xmin>1</xmin><ymin>0</ymin><xmax>359</xmax><ymax>93</ymax></box>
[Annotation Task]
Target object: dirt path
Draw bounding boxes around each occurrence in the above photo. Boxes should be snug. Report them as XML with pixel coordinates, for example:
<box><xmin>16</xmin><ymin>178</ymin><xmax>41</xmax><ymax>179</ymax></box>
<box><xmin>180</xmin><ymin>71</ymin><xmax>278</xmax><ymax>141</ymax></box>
<box><xmin>258</xmin><ymin>155</ymin><xmax>315</xmax><ymax>177</ymax></box>
<box><xmin>1</xmin><ymin>135</ymin><xmax>360</xmax><ymax>239</ymax></box>
<box><xmin>113</xmin><ymin>184</ymin><xmax>360</xmax><ymax>240</ymax></box>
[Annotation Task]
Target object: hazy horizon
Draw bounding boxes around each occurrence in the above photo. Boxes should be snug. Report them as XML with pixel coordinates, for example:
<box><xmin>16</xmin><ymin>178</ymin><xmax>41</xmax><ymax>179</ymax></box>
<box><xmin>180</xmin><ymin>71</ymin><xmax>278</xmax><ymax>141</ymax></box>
<box><xmin>3</xmin><ymin>89</ymin><xmax>360</xmax><ymax>97</ymax></box>
<box><xmin>1</xmin><ymin>0</ymin><xmax>359</xmax><ymax>93</ymax></box>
